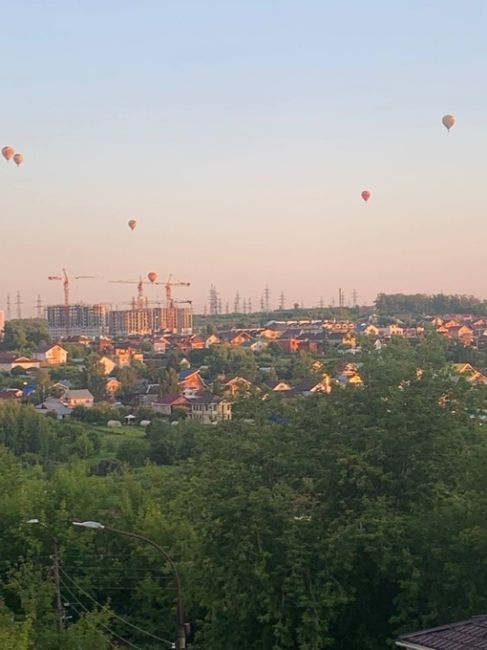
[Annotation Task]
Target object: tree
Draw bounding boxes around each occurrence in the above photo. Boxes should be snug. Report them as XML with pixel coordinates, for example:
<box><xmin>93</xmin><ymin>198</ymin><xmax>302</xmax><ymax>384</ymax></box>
<box><xmin>159</xmin><ymin>368</ymin><xmax>179</xmax><ymax>396</ymax></box>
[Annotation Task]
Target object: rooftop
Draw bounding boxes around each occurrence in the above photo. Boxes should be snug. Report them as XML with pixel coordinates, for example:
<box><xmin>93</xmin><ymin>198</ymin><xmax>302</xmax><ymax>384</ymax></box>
<box><xmin>398</xmin><ymin>615</ymin><xmax>487</xmax><ymax>650</ymax></box>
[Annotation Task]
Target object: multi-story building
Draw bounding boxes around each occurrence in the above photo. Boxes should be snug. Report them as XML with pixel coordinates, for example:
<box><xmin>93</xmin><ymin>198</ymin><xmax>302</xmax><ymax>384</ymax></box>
<box><xmin>46</xmin><ymin>304</ymin><xmax>111</xmax><ymax>338</ymax></box>
<box><xmin>108</xmin><ymin>305</ymin><xmax>192</xmax><ymax>337</ymax></box>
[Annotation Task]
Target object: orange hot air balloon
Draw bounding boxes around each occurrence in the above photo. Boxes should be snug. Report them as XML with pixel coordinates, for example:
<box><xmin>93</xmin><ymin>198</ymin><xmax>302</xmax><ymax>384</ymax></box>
<box><xmin>147</xmin><ymin>272</ymin><xmax>157</xmax><ymax>284</ymax></box>
<box><xmin>2</xmin><ymin>146</ymin><xmax>14</xmax><ymax>162</ymax></box>
<box><xmin>442</xmin><ymin>114</ymin><xmax>456</xmax><ymax>131</ymax></box>
<box><xmin>128</xmin><ymin>219</ymin><xmax>137</xmax><ymax>231</ymax></box>
<box><xmin>361</xmin><ymin>190</ymin><xmax>371</xmax><ymax>202</ymax></box>
<box><xmin>13</xmin><ymin>153</ymin><xmax>24</xmax><ymax>167</ymax></box>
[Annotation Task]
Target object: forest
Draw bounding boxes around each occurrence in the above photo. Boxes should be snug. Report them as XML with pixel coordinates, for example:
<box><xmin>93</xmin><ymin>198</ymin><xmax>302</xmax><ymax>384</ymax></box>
<box><xmin>1</xmin><ymin>336</ymin><xmax>487</xmax><ymax>648</ymax></box>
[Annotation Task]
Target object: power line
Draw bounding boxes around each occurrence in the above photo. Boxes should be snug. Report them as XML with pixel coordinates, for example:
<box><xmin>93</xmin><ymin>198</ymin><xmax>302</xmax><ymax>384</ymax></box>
<box><xmin>60</xmin><ymin>567</ymin><xmax>174</xmax><ymax>647</ymax></box>
<box><xmin>60</xmin><ymin>580</ymin><xmax>144</xmax><ymax>650</ymax></box>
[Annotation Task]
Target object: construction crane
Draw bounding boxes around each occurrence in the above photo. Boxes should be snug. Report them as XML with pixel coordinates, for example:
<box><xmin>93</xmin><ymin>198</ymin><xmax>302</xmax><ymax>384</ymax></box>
<box><xmin>165</xmin><ymin>274</ymin><xmax>190</xmax><ymax>305</ymax></box>
<box><xmin>48</xmin><ymin>268</ymin><xmax>95</xmax><ymax>337</ymax></box>
<box><xmin>108</xmin><ymin>276</ymin><xmax>159</xmax><ymax>310</ymax></box>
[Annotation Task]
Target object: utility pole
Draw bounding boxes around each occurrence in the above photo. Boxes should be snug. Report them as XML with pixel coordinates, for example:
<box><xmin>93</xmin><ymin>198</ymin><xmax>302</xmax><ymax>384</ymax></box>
<box><xmin>15</xmin><ymin>291</ymin><xmax>22</xmax><ymax>320</ymax></box>
<box><xmin>27</xmin><ymin>520</ymin><xmax>65</xmax><ymax>636</ymax></box>
<box><xmin>51</xmin><ymin>536</ymin><xmax>65</xmax><ymax>635</ymax></box>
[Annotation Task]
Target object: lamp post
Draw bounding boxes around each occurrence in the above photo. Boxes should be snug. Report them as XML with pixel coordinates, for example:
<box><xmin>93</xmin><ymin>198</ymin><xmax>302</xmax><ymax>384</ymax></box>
<box><xmin>26</xmin><ymin>519</ymin><xmax>65</xmax><ymax>635</ymax></box>
<box><xmin>72</xmin><ymin>521</ymin><xmax>187</xmax><ymax>649</ymax></box>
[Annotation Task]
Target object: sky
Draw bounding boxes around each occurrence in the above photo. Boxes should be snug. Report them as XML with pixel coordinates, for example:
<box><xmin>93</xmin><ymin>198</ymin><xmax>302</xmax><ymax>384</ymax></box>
<box><xmin>1</xmin><ymin>0</ymin><xmax>487</xmax><ymax>314</ymax></box>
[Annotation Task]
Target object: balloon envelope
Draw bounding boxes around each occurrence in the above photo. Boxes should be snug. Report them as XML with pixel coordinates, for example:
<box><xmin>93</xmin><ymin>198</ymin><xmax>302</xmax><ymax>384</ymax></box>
<box><xmin>442</xmin><ymin>114</ymin><xmax>455</xmax><ymax>131</ymax></box>
<box><xmin>361</xmin><ymin>190</ymin><xmax>371</xmax><ymax>202</ymax></box>
<box><xmin>13</xmin><ymin>153</ymin><xmax>24</xmax><ymax>167</ymax></box>
<box><xmin>147</xmin><ymin>272</ymin><xmax>157</xmax><ymax>284</ymax></box>
<box><xmin>2</xmin><ymin>146</ymin><xmax>14</xmax><ymax>162</ymax></box>
<box><xmin>128</xmin><ymin>220</ymin><xmax>137</xmax><ymax>231</ymax></box>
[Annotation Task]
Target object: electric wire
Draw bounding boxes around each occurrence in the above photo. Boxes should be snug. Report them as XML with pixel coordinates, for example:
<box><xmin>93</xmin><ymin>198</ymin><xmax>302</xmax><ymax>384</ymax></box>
<box><xmin>60</xmin><ymin>566</ymin><xmax>174</xmax><ymax>647</ymax></box>
<box><xmin>60</xmin><ymin>579</ymin><xmax>144</xmax><ymax>650</ymax></box>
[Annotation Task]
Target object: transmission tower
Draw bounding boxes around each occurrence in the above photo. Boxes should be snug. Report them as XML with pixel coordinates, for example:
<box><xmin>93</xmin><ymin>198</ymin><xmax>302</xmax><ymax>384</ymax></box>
<box><xmin>260</xmin><ymin>295</ymin><xmax>265</xmax><ymax>312</ymax></box>
<box><xmin>225</xmin><ymin>302</ymin><xmax>229</xmax><ymax>314</ymax></box>
<box><xmin>352</xmin><ymin>289</ymin><xmax>358</xmax><ymax>307</ymax></box>
<box><xmin>319</xmin><ymin>296</ymin><xmax>324</xmax><ymax>309</ymax></box>
<box><xmin>242</xmin><ymin>299</ymin><xmax>248</xmax><ymax>314</ymax></box>
<box><xmin>209</xmin><ymin>285</ymin><xmax>219</xmax><ymax>316</ymax></box>
<box><xmin>264</xmin><ymin>285</ymin><xmax>271</xmax><ymax>311</ymax></box>
<box><xmin>278</xmin><ymin>291</ymin><xmax>285</xmax><ymax>310</ymax></box>
<box><xmin>15</xmin><ymin>292</ymin><xmax>22</xmax><ymax>320</ymax></box>
<box><xmin>338</xmin><ymin>288</ymin><xmax>345</xmax><ymax>308</ymax></box>
<box><xmin>6</xmin><ymin>294</ymin><xmax>11</xmax><ymax>320</ymax></box>
<box><xmin>234</xmin><ymin>291</ymin><xmax>240</xmax><ymax>313</ymax></box>
<box><xmin>36</xmin><ymin>294</ymin><xmax>44</xmax><ymax>318</ymax></box>
<box><xmin>248</xmin><ymin>298</ymin><xmax>252</xmax><ymax>313</ymax></box>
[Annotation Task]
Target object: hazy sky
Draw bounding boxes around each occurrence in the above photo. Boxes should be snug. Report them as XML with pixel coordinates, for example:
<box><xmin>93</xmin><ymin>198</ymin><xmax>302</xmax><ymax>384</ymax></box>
<box><xmin>2</xmin><ymin>0</ymin><xmax>487</xmax><ymax>314</ymax></box>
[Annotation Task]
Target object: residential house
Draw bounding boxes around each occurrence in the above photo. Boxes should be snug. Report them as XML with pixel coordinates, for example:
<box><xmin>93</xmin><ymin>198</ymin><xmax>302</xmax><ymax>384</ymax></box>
<box><xmin>222</xmin><ymin>376</ymin><xmax>253</xmax><ymax>397</ymax></box>
<box><xmin>452</xmin><ymin>363</ymin><xmax>487</xmax><ymax>385</ymax></box>
<box><xmin>190</xmin><ymin>393</ymin><xmax>232</xmax><ymax>424</ymax></box>
<box><xmin>219</xmin><ymin>331</ymin><xmax>253</xmax><ymax>346</ymax></box>
<box><xmin>178</xmin><ymin>368</ymin><xmax>207</xmax><ymax>392</ymax></box>
<box><xmin>0</xmin><ymin>388</ymin><xmax>23</xmax><ymax>402</ymax></box>
<box><xmin>205</xmin><ymin>334</ymin><xmax>221</xmax><ymax>347</ymax></box>
<box><xmin>36</xmin><ymin>398</ymin><xmax>72</xmax><ymax>420</ymax></box>
<box><xmin>276</xmin><ymin>337</ymin><xmax>300</xmax><ymax>353</ymax></box>
<box><xmin>294</xmin><ymin>376</ymin><xmax>332</xmax><ymax>396</ymax></box>
<box><xmin>63</xmin><ymin>389</ymin><xmax>94</xmax><ymax>409</ymax></box>
<box><xmin>152</xmin><ymin>394</ymin><xmax>191</xmax><ymax>416</ymax></box>
<box><xmin>264</xmin><ymin>379</ymin><xmax>293</xmax><ymax>392</ymax></box>
<box><xmin>105</xmin><ymin>377</ymin><xmax>122</xmax><ymax>396</ymax></box>
<box><xmin>99</xmin><ymin>356</ymin><xmax>116</xmax><ymax>376</ymax></box>
<box><xmin>33</xmin><ymin>344</ymin><xmax>68</xmax><ymax>366</ymax></box>
<box><xmin>396</xmin><ymin>615</ymin><xmax>487</xmax><ymax>650</ymax></box>
<box><xmin>363</xmin><ymin>324</ymin><xmax>380</xmax><ymax>337</ymax></box>
<box><xmin>113</xmin><ymin>347</ymin><xmax>144</xmax><ymax>367</ymax></box>
<box><xmin>0</xmin><ymin>355</ymin><xmax>41</xmax><ymax>372</ymax></box>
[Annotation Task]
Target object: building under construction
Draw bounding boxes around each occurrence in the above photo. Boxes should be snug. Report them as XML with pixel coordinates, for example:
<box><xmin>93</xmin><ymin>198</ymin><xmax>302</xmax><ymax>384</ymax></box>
<box><xmin>46</xmin><ymin>304</ymin><xmax>111</xmax><ymax>338</ymax></box>
<box><xmin>108</xmin><ymin>305</ymin><xmax>192</xmax><ymax>338</ymax></box>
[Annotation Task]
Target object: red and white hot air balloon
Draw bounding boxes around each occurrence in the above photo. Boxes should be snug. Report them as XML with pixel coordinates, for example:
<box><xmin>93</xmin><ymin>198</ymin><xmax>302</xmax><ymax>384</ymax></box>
<box><xmin>2</xmin><ymin>146</ymin><xmax>15</xmax><ymax>162</ymax></box>
<box><xmin>128</xmin><ymin>219</ymin><xmax>137</xmax><ymax>231</ymax></box>
<box><xmin>13</xmin><ymin>153</ymin><xmax>24</xmax><ymax>167</ymax></box>
<box><xmin>147</xmin><ymin>272</ymin><xmax>157</xmax><ymax>284</ymax></box>
<box><xmin>361</xmin><ymin>190</ymin><xmax>371</xmax><ymax>203</ymax></box>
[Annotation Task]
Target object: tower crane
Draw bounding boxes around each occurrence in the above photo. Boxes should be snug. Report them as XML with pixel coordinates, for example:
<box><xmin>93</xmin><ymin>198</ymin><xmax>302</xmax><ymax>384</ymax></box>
<box><xmin>165</xmin><ymin>274</ymin><xmax>190</xmax><ymax>307</ymax></box>
<box><xmin>108</xmin><ymin>276</ymin><xmax>160</xmax><ymax>310</ymax></box>
<box><xmin>48</xmin><ymin>268</ymin><xmax>95</xmax><ymax>337</ymax></box>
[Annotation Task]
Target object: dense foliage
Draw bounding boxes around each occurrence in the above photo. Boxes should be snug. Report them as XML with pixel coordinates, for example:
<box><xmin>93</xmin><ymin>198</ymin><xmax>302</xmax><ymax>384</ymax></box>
<box><xmin>2</xmin><ymin>338</ymin><xmax>487</xmax><ymax>648</ymax></box>
<box><xmin>375</xmin><ymin>292</ymin><xmax>487</xmax><ymax>316</ymax></box>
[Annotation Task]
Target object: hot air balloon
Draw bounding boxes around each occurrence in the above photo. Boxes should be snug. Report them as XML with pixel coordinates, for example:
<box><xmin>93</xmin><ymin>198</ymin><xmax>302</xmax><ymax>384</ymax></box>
<box><xmin>128</xmin><ymin>219</ymin><xmax>137</xmax><ymax>231</ymax></box>
<box><xmin>442</xmin><ymin>114</ymin><xmax>456</xmax><ymax>131</ymax></box>
<box><xmin>361</xmin><ymin>190</ymin><xmax>371</xmax><ymax>203</ymax></box>
<box><xmin>13</xmin><ymin>153</ymin><xmax>24</xmax><ymax>167</ymax></box>
<box><xmin>2</xmin><ymin>146</ymin><xmax>14</xmax><ymax>162</ymax></box>
<box><xmin>147</xmin><ymin>272</ymin><xmax>157</xmax><ymax>284</ymax></box>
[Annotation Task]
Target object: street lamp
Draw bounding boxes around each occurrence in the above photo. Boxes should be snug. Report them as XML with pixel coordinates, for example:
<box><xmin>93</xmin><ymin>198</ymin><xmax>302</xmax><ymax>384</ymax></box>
<box><xmin>26</xmin><ymin>518</ymin><xmax>65</xmax><ymax>634</ymax></box>
<box><xmin>73</xmin><ymin>521</ymin><xmax>187</xmax><ymax>649</ymax></box>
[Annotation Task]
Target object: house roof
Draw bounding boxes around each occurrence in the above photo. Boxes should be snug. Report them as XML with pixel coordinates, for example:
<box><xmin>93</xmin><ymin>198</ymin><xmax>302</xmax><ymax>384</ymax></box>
<box><xmin>178</xmin><ymin>368</ymin><xmax>200</xmax><ymax>381</ymax></box>
<box><xmin>397</xmin><ymin>615</ymin><xmax>487</xmax><ymax>649</ymax></box>
<box><xmin>65</xmin><ymin>389</ymin><xmax>94</xmax><ymax>400</ymax></box>
<box><xmin>36</xmin><ymin>399</ymin><xmax>72</xmax><ymax>416</ymax></box>
<box><xmin>190</xmin><ymin>392</ymin><xmax>222</xmax><ymax>405</ymax></box>
<box><xmin>36</xmin><ymin>344</ymin><xmax>66</xmax><ymax>353</ymax></box>
<box><xmin>155</xmin><ymin>394</ymin><xmax>190</xmax><ymax>406</ymax></box>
